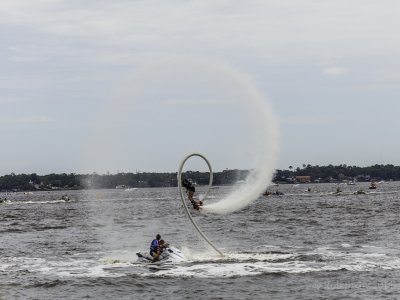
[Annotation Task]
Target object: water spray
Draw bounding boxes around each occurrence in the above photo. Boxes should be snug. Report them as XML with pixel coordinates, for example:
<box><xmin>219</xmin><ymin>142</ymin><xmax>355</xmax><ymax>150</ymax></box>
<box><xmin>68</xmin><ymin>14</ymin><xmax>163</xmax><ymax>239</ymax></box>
<box><xmin>177</xmin><ymin>153</ymin><xmax>223</xmax><ymax>256</ymax></box>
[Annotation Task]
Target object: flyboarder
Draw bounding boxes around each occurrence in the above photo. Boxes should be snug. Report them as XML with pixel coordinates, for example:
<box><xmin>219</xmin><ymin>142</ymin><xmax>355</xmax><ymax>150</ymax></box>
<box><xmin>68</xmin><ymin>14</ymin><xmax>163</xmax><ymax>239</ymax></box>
<box><xmin>182</xmin><ymin>178</ymin><xmax>202</xmax><ymax>210</ymax></box>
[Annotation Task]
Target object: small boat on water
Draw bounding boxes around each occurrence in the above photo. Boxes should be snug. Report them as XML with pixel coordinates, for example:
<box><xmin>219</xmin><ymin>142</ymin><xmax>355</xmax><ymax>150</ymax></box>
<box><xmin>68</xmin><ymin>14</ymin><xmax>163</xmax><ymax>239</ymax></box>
<box><xmin>264</xmin><ymin>190</ymin><xmax>284</xmax><ymax>196</ymax></box>
<box><xmin>369</xmin><ymin>182</ymin><xmax>377</xmax><ymax>189</ymax></box>
<box><xmin>354</xmin><ymin>189</ymin><xmax>366</xmax><ymax>195</ymax></box>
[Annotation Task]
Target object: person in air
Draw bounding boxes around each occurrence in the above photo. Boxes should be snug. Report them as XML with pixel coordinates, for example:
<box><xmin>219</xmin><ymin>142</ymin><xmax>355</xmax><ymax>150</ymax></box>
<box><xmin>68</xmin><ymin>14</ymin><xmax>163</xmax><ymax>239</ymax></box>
<box><xmin>150</xmin><ymin>234</ymin><xmax>162</xmax><ymax>262</ymax></box>
<box><xmin>182</xmin><ymin>178</ymin><xmax>203</xmax><ymax>210</ymax></box>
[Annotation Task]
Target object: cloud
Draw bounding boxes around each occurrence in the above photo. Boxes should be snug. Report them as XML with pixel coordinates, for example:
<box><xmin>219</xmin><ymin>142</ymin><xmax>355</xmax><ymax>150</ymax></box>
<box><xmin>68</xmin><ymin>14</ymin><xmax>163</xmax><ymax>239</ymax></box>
<box><xmin>0</xmin><ymin>97</ymin><xmax>19</xmax><ymax>103</ymax></box>
<box><xmin>323</xmin><ymin>66</ymin><xmax>348</xmax><ymax>76</ymax></box>
<box><xmin>16</xmin><ymin>116</ymin><xmax>54</xmax><ymax>123</ymax></box>
<box><xmin>2</xmin><ymin>0</ymin><xmax>400</xmax><ymax>65</ymax></box>
<box><xmin>281</xmin><ymin>115</ymin><xmax>334</xmax><ymax>125</ymax></box>
<box><xmin>0</xmin><ymin>116</ymin><xmax>55</xmax><ymax>124</ymax></box>
<box><xmin>161</xmin><ymin>98</ymin><xmax>229</xmax><ymax>106</ymax></box>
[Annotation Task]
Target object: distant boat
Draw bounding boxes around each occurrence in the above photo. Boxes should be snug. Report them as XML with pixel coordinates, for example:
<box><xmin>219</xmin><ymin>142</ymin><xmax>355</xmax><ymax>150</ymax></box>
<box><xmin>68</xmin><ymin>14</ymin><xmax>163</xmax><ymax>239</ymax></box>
<box><xmin>369</xmin><ymin>182</ymin><xmax>377</xmax><ymax>189</ymax></box>
<box><xmin>264</xmin><ymin>190</ymin><xmax>284</xmax><ymax>196</ymax></box>
<box><xmin>334</xmin><ymin>187</ymin><xmax>342</xmax><ymax>194</ymax></box>
<box><xmin>115</xmin><ymin>185</ymin><xmax>128</xmax><ymax>189</ymax></box>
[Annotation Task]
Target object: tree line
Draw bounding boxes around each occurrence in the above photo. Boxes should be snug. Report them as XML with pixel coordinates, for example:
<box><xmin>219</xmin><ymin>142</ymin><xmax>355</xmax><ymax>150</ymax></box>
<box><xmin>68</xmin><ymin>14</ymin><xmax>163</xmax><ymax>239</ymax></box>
<box><xmin>0</xmin><ymin>169</ymin><xmax>249</xmax><ymax>192</ymax></box>
<box><xmin>1</xmin><ymin>164</ymin><xmax>399</xmax><ymax>192</ymax></box>
<box><xmin>274</xmin><ymin>164</ymin><xmax>400</xmax><ymax>183</ymax></box>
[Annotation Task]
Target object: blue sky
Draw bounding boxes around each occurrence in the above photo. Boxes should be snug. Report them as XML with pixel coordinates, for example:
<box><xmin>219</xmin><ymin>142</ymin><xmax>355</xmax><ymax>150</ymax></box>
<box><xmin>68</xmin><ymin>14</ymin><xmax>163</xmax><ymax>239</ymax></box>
<box><xmin>1</xmin><ymin>0</ymin><xmax>400</xmax><ymax>175</ymax></box>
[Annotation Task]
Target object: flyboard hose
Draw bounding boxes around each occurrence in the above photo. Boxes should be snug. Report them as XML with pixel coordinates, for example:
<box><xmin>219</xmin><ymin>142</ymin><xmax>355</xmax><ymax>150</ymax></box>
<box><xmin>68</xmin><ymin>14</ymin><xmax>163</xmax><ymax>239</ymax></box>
<box><xmin>177</xmin><ymin>153</ymin><xmax>223</xmax><ymax>257</ymax></box>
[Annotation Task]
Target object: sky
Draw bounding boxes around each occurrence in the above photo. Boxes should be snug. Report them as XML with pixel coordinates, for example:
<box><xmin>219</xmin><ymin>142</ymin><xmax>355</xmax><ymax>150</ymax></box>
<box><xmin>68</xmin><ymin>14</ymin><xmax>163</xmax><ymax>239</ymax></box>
<box><xmin>1</xmin><ymin>0</ymin><xmax>400</xmax><ymax>175</ymax></box>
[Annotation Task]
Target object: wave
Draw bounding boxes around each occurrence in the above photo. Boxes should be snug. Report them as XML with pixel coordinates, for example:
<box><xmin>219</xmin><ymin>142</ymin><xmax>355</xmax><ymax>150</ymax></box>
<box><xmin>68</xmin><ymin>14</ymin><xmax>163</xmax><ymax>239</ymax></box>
<box><xmin>142</xmin><ymin>245</ymin><xmax>400</xmax><ymax>278</ymax></box>
<box><xmin>3</xmin><ymin>200</ymin><xmax>69</xmax><ymax>205</ymax></box>
<box><xmin>3</xmin><ymin>244</ymin><xmax>399</xmax><ymax>280</ymax></box>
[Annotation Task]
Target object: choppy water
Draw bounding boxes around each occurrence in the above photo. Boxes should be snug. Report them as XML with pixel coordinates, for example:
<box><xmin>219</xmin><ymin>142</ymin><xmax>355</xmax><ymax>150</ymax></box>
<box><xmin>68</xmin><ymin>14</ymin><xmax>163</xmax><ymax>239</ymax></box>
<box><xmin>1</xmin><ymin>182</ymin><xmax>400</xmax><ymax>299</ymax></box>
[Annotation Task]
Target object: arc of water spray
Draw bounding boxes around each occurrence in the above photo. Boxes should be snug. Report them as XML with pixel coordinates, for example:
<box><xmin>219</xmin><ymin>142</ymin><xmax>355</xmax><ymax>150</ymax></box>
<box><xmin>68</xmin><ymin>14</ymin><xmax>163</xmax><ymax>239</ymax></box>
<box><xmin>177</xmin><ymin>153</ymin><xmax>223</xmax><ymax>257</ymax></box>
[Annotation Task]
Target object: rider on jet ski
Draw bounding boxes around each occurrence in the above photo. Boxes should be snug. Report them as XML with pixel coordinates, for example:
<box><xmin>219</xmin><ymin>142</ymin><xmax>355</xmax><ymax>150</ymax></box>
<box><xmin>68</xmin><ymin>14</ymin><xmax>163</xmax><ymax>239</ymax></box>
<box><xmin>150</xmin><ymin>234</ymin><xmax>169</xmax><ymax>262</ymax></box>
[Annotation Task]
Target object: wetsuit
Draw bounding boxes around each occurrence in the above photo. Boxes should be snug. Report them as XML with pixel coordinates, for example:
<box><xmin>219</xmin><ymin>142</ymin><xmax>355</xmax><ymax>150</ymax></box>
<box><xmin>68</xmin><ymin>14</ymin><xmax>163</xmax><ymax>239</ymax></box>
<box><xmin>182</xmin><ymin>179</ymin><xmax>202</xmax><ymax>210</ymax></box>
<box><xmin>182</xmin><ymin>179</ymin><xmax>195</xmax><ymax>192</ymax></box>
<box><xmin>150</xmin><ymin>239</ymin><xmax>159</xmax><ymax>257</ymax></box>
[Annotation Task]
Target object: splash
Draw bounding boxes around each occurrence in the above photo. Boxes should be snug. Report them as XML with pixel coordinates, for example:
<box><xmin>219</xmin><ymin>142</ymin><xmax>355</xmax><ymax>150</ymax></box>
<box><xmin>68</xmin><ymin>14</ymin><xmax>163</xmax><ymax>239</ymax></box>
<box><xmin>200</xmin><ymin>68</ymin><xmax>279</xmax><ymax>214</ymax></box>
<box><xmin>82</xmin><ymin>55</ymin><xmax>279</xmax><ymax>214</ymax></box>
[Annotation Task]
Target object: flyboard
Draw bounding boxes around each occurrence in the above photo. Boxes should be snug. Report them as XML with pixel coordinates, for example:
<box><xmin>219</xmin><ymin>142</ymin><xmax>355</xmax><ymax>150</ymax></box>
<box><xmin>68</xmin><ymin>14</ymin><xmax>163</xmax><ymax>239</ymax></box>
<box><xmin>136</xmin><ymin>153</ymin><xmax>223</xmax><ymax>266</ymax></box>
<box><xmin>177</xmin><ymin>153</ymin><xmax>223</xmax><ymax>257</ymax></box>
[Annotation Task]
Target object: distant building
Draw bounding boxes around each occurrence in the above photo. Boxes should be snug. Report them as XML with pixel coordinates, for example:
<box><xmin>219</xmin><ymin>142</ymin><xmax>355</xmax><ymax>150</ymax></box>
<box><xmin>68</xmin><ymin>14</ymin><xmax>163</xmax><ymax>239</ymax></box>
<box><xmin>355</xmin><ymin>175</ymin><xmax>371</xmax><ymax>182</ymax></box>
<box><xmin>115</xmin><ymin>185</ymin><xmax>128</xmax><ymax>189</ymax></box>
<box><xmin>295</xmin><ymin>176</ymin><xmax>311</xmax><ymax>183</ymax></box>
<box><xmin>327</xmin><ymin>177</ymin><xmax>338</xmax><ymax>183</ymax></box>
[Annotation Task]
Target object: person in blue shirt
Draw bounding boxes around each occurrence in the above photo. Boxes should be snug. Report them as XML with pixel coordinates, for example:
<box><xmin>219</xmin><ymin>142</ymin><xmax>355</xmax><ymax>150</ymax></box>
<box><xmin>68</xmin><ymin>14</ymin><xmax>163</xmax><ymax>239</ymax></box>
<box><xmin>150</xmin><ymin>234</ymin><xmax>168</xmax><ymax>262</ymax></box>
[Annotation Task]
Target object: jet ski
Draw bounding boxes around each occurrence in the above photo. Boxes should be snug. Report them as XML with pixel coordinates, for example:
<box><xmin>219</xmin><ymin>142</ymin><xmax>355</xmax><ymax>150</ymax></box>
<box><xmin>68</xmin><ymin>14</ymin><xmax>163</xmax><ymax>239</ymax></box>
<box><xmin>136</xmin><ymin>246</ymin><xmax>186</xmax><ymax>264</ymax></box>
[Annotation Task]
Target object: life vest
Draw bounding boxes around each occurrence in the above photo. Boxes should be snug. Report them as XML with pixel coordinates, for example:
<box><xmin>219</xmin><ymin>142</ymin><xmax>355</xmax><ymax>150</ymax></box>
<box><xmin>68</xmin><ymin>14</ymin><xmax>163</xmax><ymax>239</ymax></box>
<box><xmin>150</xmin><ymin>239</ymin><xmax>159</xmax><ymax>255</ymax></box>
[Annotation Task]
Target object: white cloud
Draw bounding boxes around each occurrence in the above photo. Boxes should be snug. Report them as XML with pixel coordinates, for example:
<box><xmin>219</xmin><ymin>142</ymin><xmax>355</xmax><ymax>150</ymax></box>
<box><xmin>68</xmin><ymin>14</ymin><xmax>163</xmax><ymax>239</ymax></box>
<box><xmin>2</xmin><ymin>0</ymin><xmax>400</xmax><ymax>64</ymax></box>
<box><xmin>0</xmin><ymin>97</ymin><xmax>19</xmax><ymax>103</ymax></box>
<box><xmin>0</xmin><ymin>116</ymin><xmax>54</xmax><ymax>124</ymax></box>
<box><xmin>161</xmin><ymin>98</ymin><xmax>230</xmax><ymax>106</ymax></box>
<box><xmin>323</xmin><ymin>66</ymin><xmax>348</xmax><ymax>76</ymax></box>
<box><xmin>0</xmin><ymin>75</ymin><xmax>50</xmax><ymax>89</ymax></box>
<box><xmin>281</xmin><ymin>115</ymin><xmax>334</xmax><ymax>125</ymax></box>
<box><xmin>16</xmin><ymin>116</ymin><xmax>54</xmax><ymax>123</ymax></box>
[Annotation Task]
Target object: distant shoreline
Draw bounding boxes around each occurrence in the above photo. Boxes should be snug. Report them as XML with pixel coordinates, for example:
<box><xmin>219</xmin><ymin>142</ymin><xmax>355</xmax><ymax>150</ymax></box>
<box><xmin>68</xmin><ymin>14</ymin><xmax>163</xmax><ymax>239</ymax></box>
<box><xmin>1</xmin><ymin>164</ymin><xmax>399</xmax><ymax>192</ymax></box>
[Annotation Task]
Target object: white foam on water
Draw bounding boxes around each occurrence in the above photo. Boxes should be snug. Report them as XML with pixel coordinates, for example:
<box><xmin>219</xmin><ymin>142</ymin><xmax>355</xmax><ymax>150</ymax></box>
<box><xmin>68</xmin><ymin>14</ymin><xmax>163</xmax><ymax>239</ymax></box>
<box><xmin>4</xmin><ymin>244</ymin><xmax>400</xmax><ymax>280</ymax></box>
<box><xmin>144</xmin><ymin>261</ymin><xmax>320</xmax><ymax>278</ymax></box>
<box><xmin>179</xmin><ymin>246</ymin><xmax>221</xmax><ymax>262</ymax></box>
<box><xmin>139</xmin><ymin>245</ymin><xmax>400</xmax><ymax>278</ymax></box>
<box><xmin>99</xmin><ymin>250</ymin><xmax>138</xmax><ymax>265</ymax></box>
<box><xmin>4</xmin><ymin>200</ymin><xmax>67</xmax><ymax>205</ymax></box>
<box><xmin>224</xmin><ymin>252</ymin><xmax>296</xmax><ymax>262</ymax></box>
<box><xmin>0</xmin><ymin>254</ymin><xmax>126</xmax><ymax>279</ymax></box>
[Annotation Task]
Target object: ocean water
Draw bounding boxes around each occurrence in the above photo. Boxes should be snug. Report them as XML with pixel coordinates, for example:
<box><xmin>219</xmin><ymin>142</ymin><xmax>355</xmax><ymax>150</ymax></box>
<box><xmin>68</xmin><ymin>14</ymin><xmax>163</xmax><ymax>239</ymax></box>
<box><xmin>1</xmin><ymin>182</ymin><xmax>400</xmax><ymax>299</ymax></box>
